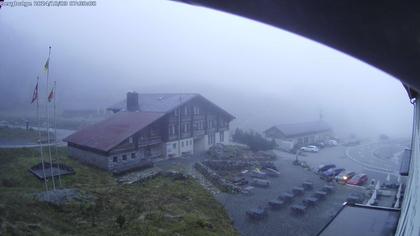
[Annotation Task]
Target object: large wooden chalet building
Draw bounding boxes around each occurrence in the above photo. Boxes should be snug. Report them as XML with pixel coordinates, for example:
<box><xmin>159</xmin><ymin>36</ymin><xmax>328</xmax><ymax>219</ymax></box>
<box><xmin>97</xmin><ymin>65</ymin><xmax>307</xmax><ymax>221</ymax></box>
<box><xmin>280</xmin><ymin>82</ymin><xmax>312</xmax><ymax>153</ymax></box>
<box><xmin>64</xmin><ymin>92</ymin><xmax>235</xmax><ymax>173</ymax></box>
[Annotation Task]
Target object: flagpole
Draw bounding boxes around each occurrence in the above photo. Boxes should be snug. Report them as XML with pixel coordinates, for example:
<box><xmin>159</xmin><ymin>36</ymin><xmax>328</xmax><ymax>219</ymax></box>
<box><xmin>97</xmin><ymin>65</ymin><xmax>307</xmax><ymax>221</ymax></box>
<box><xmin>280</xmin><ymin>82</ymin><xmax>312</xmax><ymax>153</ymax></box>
<box><xmin>53</xmin><ymin>81</ymin><xmax>62</xmax><ymax>188</ymax></box>
<box><xmin>35</xmin><ymin>77</ymin><xmax>49</xmax><ymax>197</ymax></box>
<box><xmin>178</xmin><ymin>96</ymin><xmax>181</xmax><ymax>157</ymax></box>
<box><xmin>45</xmin><ymin>46</ymin><xmax>56</xmax><ymax>190</ymax></box>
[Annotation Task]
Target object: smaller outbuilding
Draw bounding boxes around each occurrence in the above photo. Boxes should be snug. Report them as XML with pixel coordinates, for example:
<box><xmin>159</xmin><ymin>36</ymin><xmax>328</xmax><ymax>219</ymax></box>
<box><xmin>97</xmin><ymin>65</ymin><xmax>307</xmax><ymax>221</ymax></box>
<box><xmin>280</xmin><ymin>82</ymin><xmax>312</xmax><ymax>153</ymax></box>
<box><xmin>264</xmin><ymin>120</ymin><xmax>333</xmax><ymax>151</ymax></box>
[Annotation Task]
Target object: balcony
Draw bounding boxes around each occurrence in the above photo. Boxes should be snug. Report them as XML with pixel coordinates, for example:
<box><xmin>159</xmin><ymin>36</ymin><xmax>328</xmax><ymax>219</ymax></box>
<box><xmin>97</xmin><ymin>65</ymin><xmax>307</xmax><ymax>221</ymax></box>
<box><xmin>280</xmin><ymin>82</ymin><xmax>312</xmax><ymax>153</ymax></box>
<box><xmin>193</xmin><ymin>129</ymin><xmax>205</xmax><ymax>137</ymax></box>
<box><xmin>138</xmin><ymin>136</ymin><xmax>162</xmax><ymax>147</ymax></box>
<box><xmin>193</xmin><ymin>114</ymin><xmax>205</xmax><ymax>120</ymax></box>
<box><xmin>218</xmin><ymin>126</ymin><xmax>228</xmax><ymax>132</ymax></box>
<box><xmin>181</xmin><ymin>132</ymin><xmax>192</xmax><ymax>139</ymax></box>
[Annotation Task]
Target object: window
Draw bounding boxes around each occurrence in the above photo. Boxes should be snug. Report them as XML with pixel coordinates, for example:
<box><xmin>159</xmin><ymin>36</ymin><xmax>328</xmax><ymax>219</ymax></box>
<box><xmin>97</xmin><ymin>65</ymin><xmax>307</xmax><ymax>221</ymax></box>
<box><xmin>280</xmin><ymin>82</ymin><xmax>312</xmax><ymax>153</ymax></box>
<box><xmin>131</xmin><ymin>153</ymin><xmax>136</xmax><ymax>159</ymax></box>
<box><xmin>129</xmin><ymin>137</ymin><xmax>133</xmax><ymax>143</ymax></box>
<box><xmin>173</xmin><ymin>143</ymin><xmax>176</xmax><ymax>149</ymax></box>
<box><xmin>169</xmin><ymin>124</ymin><xmax>176</xmax><ymax>136</ymax></box>
<box><xmin>184</xmin><ymin>105</ymin><xmax>189</xmax><ymax>115</ymax></box>
<box><xmin>113</xmin><ymin>156</ymin><xmax>118</xmax><ymax>163</ymax></box>
<box><xmin>220</xmin><ymin>132</ymin><xmax>224</xmax><ymax>142</ymax></box>
<box><xmin>190</xmin><ymin>140</ymin><xmax>193</xmax><ymax>145</ymax></box>
<box><xmin>193</xmin><ymin>106</ymin><xmax>200</xmax><ymax>115</ymax></box>
<box><xmin>150</xmin><ymin>127</ymin><xmax>159</xmax><ymax>137</ymax></box>
<box><xmin>183</xmin><ymin>123</ymin><xmax>190</xmax><ymax>133</ymax></box>
<box><xmin>122</xmin><ymin>155</ymin><xmax>127</xmax><ymax>161</ymax></box>
<box><xmin>181</xmin><ymin>141</ymin><xmax>184</xmax><ymax>147</ymax></box>
<box><xmin>208</xmin><ymin>133</ymin><xmax>215</xmax><ymax>145</ymax></box>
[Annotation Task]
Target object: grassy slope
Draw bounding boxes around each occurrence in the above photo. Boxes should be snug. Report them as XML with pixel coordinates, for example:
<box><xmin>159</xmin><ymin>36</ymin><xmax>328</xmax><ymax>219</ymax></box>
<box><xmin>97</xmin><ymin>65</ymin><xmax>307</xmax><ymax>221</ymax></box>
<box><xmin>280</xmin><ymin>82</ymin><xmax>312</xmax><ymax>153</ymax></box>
<box><xmin>0</xmin><ymin>148</ymin><xmax>237</xmax><ymax>236</ymax></box>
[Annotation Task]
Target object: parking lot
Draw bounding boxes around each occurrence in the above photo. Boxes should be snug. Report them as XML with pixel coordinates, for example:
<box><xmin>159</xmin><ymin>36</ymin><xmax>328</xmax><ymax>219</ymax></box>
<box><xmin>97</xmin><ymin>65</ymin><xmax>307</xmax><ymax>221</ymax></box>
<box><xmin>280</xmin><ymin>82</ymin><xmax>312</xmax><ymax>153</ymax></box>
<box><xmin>154</xmin><ymin>140</ymin><xmax>407</xmax><ymax>236</ymax></box>
<box><xmin>215</xmin><ymin>158</ymin><xmax>356</xmax><ymax>236</ymax></box>
<box><xmin>215</xmin><ymin>140</ymin><xmax>407</xmax><ymax>236</ymax></box>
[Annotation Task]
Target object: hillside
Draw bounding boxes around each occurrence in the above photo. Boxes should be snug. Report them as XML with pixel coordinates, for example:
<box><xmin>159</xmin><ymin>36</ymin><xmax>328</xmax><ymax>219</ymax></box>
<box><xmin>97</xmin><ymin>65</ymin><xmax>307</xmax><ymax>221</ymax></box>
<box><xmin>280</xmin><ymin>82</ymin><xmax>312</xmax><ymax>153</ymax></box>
<box><xmin>0</xmin><ymin>148</ymin><xmax>238</xmax><ymax>236</ymax></box>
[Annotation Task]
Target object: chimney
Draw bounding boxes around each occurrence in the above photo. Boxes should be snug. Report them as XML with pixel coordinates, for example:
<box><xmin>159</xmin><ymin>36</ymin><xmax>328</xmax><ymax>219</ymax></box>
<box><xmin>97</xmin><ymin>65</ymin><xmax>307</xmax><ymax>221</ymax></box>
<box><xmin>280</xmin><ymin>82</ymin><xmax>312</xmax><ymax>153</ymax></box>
<box><xmin>126</xmin><ymin>92</ymin><xmax>139</xmax><ymax>112</ymax></box>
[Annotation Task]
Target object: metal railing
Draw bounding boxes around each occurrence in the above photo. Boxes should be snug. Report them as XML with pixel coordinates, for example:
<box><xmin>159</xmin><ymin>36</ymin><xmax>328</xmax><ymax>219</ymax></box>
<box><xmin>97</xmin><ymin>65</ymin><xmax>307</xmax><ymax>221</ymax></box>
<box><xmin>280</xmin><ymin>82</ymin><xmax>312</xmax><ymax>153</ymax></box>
<box><xmin>395</xmin><ymin>97</ymin><xmax>419</xmax><ymax>236</ymax></box>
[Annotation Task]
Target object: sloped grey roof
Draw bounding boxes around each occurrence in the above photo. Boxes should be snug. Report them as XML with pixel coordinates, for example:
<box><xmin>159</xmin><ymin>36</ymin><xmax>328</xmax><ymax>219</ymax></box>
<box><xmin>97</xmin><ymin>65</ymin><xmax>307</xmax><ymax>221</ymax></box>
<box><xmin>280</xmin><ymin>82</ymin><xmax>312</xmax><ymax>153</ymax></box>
<box><xmin>64</xmin><ymin>111</ymin><xmax>165</xmax><ymax>152</ymax></box>
<box><xmin>108</xmin><ymin>93</ymin><xmax>198</xmax><ymax>113</ymax></box>
<box><xmin>108</xmin><ymin>93</ymin><xmax>235</xmax><ymax>120</ymax></box>
<box><xmin>272</xmin><ymin>120</ymin><xmax>332</xmax><ymax>137</ymax></box>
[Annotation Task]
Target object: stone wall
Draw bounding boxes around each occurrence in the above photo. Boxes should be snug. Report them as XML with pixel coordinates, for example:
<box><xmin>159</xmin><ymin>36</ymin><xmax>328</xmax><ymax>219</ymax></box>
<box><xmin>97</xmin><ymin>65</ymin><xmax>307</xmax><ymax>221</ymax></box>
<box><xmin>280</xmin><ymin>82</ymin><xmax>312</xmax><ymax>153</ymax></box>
<box><xmin>68</xmin><ymin>146</ymin><xmax>109</xmax><ymax>170</ymax></box>
<box><xmin>194</xmin><ymin>162</ymin><xmax>240</xmax><ymax>193</ymax></box>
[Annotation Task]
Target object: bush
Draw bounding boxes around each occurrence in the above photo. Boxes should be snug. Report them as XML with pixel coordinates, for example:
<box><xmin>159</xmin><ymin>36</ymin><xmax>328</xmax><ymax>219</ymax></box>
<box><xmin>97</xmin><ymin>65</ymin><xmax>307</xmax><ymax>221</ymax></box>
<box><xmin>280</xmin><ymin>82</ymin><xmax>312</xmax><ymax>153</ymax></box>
<box><xmin>232</xmin><ymin>129</ymin><xmax>275</xmax><ymax>151</ymax></box>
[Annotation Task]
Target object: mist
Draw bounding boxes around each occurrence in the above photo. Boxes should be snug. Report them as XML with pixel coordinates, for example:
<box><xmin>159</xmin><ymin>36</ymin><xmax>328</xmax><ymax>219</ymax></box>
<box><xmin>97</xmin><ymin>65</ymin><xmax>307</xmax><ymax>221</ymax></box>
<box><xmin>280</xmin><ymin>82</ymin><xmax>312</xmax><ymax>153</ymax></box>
<box><xmin>0</xmin><ymin>0</ymin><xmax>413</xmax><ymax>139</ymax></box>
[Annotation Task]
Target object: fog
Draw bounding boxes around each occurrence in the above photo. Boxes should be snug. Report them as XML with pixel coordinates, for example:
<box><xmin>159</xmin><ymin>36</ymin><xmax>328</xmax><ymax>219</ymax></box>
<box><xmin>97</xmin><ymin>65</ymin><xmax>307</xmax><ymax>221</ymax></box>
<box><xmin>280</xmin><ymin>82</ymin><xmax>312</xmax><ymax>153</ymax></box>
<box><xmin>0</xmin><ymin>0</ymin><xmax>413</xmax><ymax>138</ymax></box>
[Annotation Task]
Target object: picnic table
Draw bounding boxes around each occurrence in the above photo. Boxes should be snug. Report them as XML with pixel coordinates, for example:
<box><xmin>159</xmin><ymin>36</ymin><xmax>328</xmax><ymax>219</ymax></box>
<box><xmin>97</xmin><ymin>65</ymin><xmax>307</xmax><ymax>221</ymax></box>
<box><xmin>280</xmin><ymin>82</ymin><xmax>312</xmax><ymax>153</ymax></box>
<box><xmin>268</xmin><ymin>199</ymin><xmax>285</xmax><ymax>209</ymax></box>
<box><xmin>303</xmin><ymin>196</ymin><xmax>319</xmax><ymax>206</ymax></box>
<box><xmin>314</xmin><ymin>190</ymin><xmax>328</xmax><ymax>199</ymax></box>
<box><xmin>246</xmin><ymin>207</ymin><xmax>267</xmax><ymax>220</ymax></box>
<box><xmin>279</xmin><ymin>192</ymin><xmax>295</xmax><ymax>202</ymax></box>
<box><xmin>302</xmin><ymin>181</ymin><xmax>313</xmax><ymax>190</ymax></box>
<box><xmin>290</xmin><ymin>204</ymin><xmax>307</xmax><ymax>214</ymax></box>
<box><xmin>322</xmin><ymin>185</ymin><xmax>335</xmax><ymax>193</ymax></box>
<box><xmin>292</xmin><ymin>186</ymin><xmax>305</xmax><ymax>196</ymax></box>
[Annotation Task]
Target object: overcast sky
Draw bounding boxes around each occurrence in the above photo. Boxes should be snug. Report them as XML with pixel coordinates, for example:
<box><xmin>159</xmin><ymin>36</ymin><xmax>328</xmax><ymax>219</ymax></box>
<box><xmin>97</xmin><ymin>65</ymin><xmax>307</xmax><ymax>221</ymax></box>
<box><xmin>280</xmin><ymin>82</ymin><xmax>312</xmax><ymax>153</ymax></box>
<box><xmin>0</xmin><ymin>0</ymin><xmax>414</xmax><ymax>138</ymax></box>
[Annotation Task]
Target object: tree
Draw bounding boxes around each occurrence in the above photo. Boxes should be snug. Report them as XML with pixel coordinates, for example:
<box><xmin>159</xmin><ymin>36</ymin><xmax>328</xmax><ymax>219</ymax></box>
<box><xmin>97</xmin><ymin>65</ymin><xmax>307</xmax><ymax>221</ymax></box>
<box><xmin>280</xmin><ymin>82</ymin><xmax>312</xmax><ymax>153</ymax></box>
<box><xmin>232</xmin><ymin>128</ymin><xmax>275</xmax><ymax>151</ymax></box>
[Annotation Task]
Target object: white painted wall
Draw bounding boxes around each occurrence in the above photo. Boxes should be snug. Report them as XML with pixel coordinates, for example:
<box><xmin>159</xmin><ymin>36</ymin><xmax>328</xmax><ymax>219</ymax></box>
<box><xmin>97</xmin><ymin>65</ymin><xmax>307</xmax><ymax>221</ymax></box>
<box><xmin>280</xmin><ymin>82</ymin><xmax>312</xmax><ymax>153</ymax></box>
<box><xmin>165</xmin><ymin>138</ymin><xmax>194</xmax><ymax>158</ymax></box>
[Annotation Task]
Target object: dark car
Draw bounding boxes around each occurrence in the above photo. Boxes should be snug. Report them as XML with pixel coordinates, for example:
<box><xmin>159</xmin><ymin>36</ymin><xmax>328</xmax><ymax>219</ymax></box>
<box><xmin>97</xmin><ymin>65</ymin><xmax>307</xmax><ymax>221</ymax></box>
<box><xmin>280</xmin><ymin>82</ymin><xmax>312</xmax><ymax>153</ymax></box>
<box><xmin>335</xmin><ymin>171</ymin><xmax>356</xmax><ymax>184</ymax></box>
<box><xmin>322</xmin><ymin>168</ymin><xmax>345</xmax><ymax>179</ymax></box>
<box><xmin>317</xmin><ymin>164</ymin><xmax>336</xmax><ymax>173</ymax></box>
<box><xmin>347</xmin><ymin>173</ymin><xmax>368</xmax><ymax>186</ymax></box>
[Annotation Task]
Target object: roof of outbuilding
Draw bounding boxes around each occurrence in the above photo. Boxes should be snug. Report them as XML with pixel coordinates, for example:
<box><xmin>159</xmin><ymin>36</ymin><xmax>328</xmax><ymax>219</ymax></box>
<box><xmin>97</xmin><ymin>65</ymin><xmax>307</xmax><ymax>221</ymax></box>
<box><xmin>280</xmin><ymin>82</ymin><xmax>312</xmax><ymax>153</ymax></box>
<box><xmin>270</xmin><ymin>120</ymin><xmax>332</xmax><ymax>138</ymax></box>
<box><xmin>63</xmin><ymin>111</ymin><xmax>165</xmax><ymax>152</ymax></box>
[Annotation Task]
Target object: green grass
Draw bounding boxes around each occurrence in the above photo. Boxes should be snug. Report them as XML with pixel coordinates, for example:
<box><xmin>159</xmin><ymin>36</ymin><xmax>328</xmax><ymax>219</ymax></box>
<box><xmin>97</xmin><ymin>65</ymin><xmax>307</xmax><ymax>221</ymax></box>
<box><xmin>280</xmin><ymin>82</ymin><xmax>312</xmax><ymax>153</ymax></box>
<box><xmin>0</xmin><ymin>148</ymin><xmax>238</xmax><ymax>236</ymax></box>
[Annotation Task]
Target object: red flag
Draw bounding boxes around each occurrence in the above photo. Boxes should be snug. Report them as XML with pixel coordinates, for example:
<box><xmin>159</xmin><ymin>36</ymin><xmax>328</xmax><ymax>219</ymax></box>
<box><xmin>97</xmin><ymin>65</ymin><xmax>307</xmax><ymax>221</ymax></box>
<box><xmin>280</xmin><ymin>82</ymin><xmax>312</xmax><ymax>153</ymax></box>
<box><xmin>48</xmin><ymin>87</ymin><xmax>54</xmax><ymax>102</ymax></box>
<box><xmin>31</xmin><ymin>81</ymin><xmax>38</xmax><ymax>104</ymax></box>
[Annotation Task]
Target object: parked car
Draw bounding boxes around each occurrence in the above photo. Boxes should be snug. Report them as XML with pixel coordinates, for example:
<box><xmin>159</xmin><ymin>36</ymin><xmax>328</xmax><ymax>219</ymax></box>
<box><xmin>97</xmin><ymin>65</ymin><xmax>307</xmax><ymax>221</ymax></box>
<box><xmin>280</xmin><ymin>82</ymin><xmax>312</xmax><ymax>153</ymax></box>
<box><xmin>322</xmin><ymin>168</ymin><xmax>345</xmax><ymax>179</ymax></box>
<box><xmin>250</xmin><ymin>178</ymin><xmax>270</xmax><ymax>187</ymax></box>
<box><xmin>317</xmin><ymin>164</ymin><xmax>336</xmax><ymax>173</ymax></box>
<box><xmin>326</xmin><ymin>139</ymin><xmax>338</xmax><ymax>146</ymax></box>
<box><xmin>250</xmin><ymin>169</ymin><xmax>268</xmax><ymax>179</ymax></box>
<box><xmin>300</xmin><ymin>145</ymin><xmax>320</xmax><ymax>153</ymax></box>
<box><xmin>347</xmin><ymin>173</ymin><xmax>368</xmax><ymax>186</ymax></box>
<box><xmin>335</xmin><ymin>171</ymin><xmax>356</xmax><ymax>184</ymax></box>
<box><xmin>232</xmin><ymin>176</ymin><xmax>248</xmax><ymax>186</ymax></box>
<box><xmin>315</xmin><ymin>142</ymin><xmax>326</xmax><ymax>148</ymax></box>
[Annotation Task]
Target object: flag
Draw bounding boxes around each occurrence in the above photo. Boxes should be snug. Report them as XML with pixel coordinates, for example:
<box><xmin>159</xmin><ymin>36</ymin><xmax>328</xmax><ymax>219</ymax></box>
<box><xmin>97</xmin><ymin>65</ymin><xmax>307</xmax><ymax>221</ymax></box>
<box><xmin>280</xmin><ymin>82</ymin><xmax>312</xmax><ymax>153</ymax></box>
<box><xmin>44</xmin><ymin>58</ymin><xmax>49</xmax><ymax>72</ymax></box>
<box><xmin>31</xmin><ymin>80</ymin><xmax>39</xmax><ymax>104</ymax></box>
<box><xmin>48</xmin><ymin>87</ymin><xmax>54</xmax><ymax>102</ymax></box>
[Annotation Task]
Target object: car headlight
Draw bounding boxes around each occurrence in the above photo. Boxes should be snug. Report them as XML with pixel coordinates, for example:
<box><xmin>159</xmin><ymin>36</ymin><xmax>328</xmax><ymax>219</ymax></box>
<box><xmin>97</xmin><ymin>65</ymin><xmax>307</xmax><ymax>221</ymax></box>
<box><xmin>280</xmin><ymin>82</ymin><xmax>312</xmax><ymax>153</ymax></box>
<box><xmin>343</xmin><ymin>176</ymin><xmax>348</xmax><ymax>180</ymax></box>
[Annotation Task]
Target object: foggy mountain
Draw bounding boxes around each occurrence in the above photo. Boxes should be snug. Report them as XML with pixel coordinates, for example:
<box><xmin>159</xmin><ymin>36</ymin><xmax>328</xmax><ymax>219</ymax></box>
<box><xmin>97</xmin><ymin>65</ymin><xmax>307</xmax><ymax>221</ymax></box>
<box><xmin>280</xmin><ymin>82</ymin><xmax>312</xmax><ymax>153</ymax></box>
<box><xmin>0</xmin><ymin>0</ymin><xmax>413</xmax><ymax>138</ymax></box>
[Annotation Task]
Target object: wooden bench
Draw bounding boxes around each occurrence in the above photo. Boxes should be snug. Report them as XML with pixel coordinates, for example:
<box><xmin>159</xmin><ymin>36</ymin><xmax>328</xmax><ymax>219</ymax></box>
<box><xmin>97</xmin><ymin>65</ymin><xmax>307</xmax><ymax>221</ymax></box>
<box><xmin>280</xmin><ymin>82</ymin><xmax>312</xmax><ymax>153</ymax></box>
<box><xmin>322</xmin><ymin>185</ymin><xmax>335</xmax><ymax>193</ymax></box>
<box><xmin>292</xmin><ymin>186</ymin><xmax>305</xmax><ymax>196</ymax></box>
<box><xmin>268</xmin><ymin>199</ymin><xmax>285</xmax><ymax>209</ymax></box>
<box><xmin>279</xmin><ymin>192</ymin><xmax>295</xmax><ymax>202</ymax></box>
<box><xmin>290</xmin><ymin>204</ymin><xmax>307</xmax><ymax>214</ymax></box>
<box><xmin>303</xmin><ymin>196</ymin><xmax>319</xmax><ymax>206</ymax></box>
<box><xmin>314</xmin><ymin>191</ymin><xmax>328</xmax><ymax>199</ymax></box>
<box><xmin>302</xmin><ymin>181</ymin><xmax>313</xmax><ymax>190</ymax></box>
